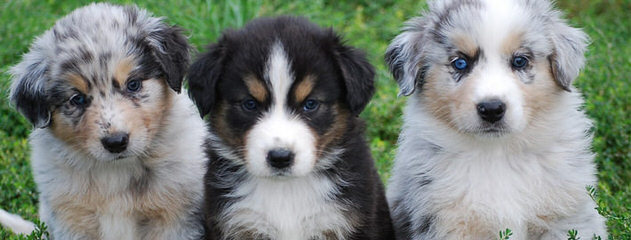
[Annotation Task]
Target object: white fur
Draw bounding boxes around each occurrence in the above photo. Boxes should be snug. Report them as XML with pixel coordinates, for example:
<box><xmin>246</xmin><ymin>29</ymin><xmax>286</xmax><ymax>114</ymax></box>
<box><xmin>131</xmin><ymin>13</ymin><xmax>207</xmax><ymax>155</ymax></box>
<box><xmin>29</xmin><ymin>93</ymin><xmax>206</xmax><ymax>240</ymax></box>
<box><xmin>0</xmin><ymin>209</ymin><xmax>35</xmax><ymax>235</ymax></box>
<box><xmin>219</xmin><ymin>174</ymin><xmax>353</xmax><ymax>240</ymax></box>
<box><xmin>245</xmin><ymin>42</ymin><xmax>317</xmax><ymax>177</ymax></box>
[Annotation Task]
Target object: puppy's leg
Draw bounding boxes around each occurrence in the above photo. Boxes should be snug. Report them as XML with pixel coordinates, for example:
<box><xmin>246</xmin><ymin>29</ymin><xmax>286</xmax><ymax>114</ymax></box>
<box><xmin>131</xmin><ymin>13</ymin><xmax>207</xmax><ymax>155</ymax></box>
<box><xmin>541</xmin><ymin>201</ymin><xmax>607</xmax><ymax>240</ymax></box>
<box><xmin>0</xmin><ymin>209</ymin><xmax>35</xmax><ymax>235</ymax></box>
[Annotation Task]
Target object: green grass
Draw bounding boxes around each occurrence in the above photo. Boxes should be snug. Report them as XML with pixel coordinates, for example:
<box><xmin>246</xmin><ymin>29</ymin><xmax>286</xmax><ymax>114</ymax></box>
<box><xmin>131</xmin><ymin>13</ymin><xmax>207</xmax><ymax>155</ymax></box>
<box><xmin>0</xmin><ymin>0</ymin><xmax>629</xmax><ymax>239</ymax></box>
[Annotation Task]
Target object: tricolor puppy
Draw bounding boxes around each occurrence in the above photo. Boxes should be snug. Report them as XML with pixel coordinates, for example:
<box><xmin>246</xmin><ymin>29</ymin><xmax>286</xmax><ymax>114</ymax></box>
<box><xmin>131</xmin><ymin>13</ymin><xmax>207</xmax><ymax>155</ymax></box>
<box><xmin>385</xmin><ymin>0</ymin><xmax>606</xmax><ymax>239</ymax></box>
<box><xmin>188</xmin><ymin>16</ymin><xmax>394</xmax><ymax>240</ymax></box>
<box><xmin>2</xmin><ymin>3</ymin><xmax>206</xmax><ymax>239</ymax></box>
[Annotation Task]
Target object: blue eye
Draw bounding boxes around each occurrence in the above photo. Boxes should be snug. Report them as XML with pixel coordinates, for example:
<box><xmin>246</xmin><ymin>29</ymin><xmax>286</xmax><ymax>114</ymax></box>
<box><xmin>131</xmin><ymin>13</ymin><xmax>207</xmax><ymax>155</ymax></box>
<box><xmin>242</xmin><ymin>99</ymin><xmax>258</xmax><ymax>111</ymax></box>
<box><xmin>303</xmin><ymin>99</ymin><xmax>320</xmax><ymax>112</ymax></box>
<box><xmin>452</xmin><ymin>58</ymin><xmax>468</xmax><ymax>70</ymax></box>
<box><xmin>70</xmin><ymin>94</ymin><xmax>88</xmax><ymax>106</ymax></box>
<box><xmin>512</xmin><ymin>56</ymin><xmax>528</xmax><ymax>69</ymax></box>
<box><xmin>126</xmin><ymin>79</ymin><xmax>142</xmax><ymax>92</ymax></box>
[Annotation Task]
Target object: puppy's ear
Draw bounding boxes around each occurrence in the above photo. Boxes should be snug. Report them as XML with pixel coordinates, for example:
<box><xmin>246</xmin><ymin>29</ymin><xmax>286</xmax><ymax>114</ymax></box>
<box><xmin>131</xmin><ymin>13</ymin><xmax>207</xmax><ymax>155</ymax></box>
<box><xmin>9</xmin><ymin>54</ymin><xmax>51</xmax><ymax>128</ymax></box>
<box><xmin>385</xmin><ymin>17</ymin><xmax>428</xmax><ymax>96</ymax></box>
<box><xmin>331</xmin><ymin>34</ymin><xmax>375</xmax><ymax>116</ymax></box>
<box><xmin>548</xmin><ymin>17</ymin><xmax>589</xmax><ymax>92</ymax></box>
<box><xmin>187</xmin><ymin>42</ymin><xmax>226</xmax><ymax>117</ymax></box>
<box><xmin>147</xmin><ymin>25</ymin><xmax>190</xmax><ymax>93</ymax></box>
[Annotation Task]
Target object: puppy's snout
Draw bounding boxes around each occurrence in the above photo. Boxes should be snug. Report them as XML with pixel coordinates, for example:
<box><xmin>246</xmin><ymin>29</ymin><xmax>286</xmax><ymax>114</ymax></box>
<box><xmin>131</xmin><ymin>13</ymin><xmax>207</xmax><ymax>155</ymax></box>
<box><xmin>477</xmin><ymin>99</ymin><xmax>506</xmax><ymax>123</ymax></box>
<box><xmin>101</xmin><ymin>132</ymin><xmax>129</xmax><ymax>153</ymax></box>
<box><xmin>266</xmin><ymin>149</ymin><xmax>294</xmax><ymax>169</ymax></box>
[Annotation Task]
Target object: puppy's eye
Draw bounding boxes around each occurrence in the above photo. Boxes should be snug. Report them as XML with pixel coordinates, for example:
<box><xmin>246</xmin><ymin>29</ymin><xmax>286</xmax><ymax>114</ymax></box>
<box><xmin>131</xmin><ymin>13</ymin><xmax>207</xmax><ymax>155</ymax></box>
<box><xmin>303</xmin><ymin>99</ymin><xmax>320</xmax><ymax>112</ymax></box>
<box><xmin>511</xmin><ymin>56</ymin><xmax>529</xmax><ymax>69</ymax></box>
<box><xmin>126</xmin><ymin>79</ymin><xmax>142</xmax><ymax>92</ymax></box>
<box><xmin>70</xmin><ymin>94</ymin><xmax>88</xmax><ymax>106</ymax></box>
<box><xmin>451</xmin><ymin>57</ymin><xmax>468</xmax><ymax>71</ymax></box>
<box><xmin>241</xmin><ymin>99</ymin><xmax>258</xmax><ymax>112</ymax></box>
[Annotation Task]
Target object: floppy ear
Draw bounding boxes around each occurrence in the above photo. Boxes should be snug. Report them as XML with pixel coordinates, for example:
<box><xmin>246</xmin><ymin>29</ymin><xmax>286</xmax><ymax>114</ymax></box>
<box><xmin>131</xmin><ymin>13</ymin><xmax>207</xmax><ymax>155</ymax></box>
<box><xmin>146</xmin><ymin>25</ymin><xmax>190</xmax><ymax>93</ymax></box>
<box><xmin>187</xmin><ymin>42</ymin><xmax>226</xmax><ymax>117</ymax></box>
<box><xmin>385</xmin><ymin>17</ymin><xmax>429</xmax><ymax>96</ymax></box>
<box><xmin>331</xmin><ymin>34</ymin><xmax>375</xmax><ymax>116</ymax></box>
<box><xmin>9</xmin><ymin>53</ymin><xmax>52</xmax><ymax>128</ymax></box>
<box><xmin>547</xmin><ymin>18</ymin><xmax>589</xmax><ymax>92</ymax></box>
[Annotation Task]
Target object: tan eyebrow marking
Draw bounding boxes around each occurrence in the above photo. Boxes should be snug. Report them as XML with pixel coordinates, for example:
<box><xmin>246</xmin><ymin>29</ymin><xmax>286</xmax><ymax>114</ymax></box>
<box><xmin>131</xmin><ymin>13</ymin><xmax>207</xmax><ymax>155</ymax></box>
<box><xmin>113</xmin><ymin>57</ymin><xmax>134</xmax><ymax>88</ymax></box>
<box><xmin>244</xmin><ymin>75</ymin><xmax>268</xmax><ymax>102</ymax></box>
<box><xmin>66</xmin><ymin>73</ymin><xmax>89</xmax><ymax>93</ymax></box>
<box><xmin>294</xmin><ymin>75</ymin><xmax>316</xmax><ymax>103</ymax></box>
<box><xmin>452</xmin><ymin>33</ymin><xmax>478</xmax><ymax>57</ymax></box>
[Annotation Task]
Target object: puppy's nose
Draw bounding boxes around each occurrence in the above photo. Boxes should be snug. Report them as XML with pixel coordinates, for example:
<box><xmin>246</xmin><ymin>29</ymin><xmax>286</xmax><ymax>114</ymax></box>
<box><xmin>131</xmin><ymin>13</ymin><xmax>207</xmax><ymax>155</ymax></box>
<box><xmin>101</xmin><ymin>132</ymin><xmax>129</xmax><ymax>153</ymax></box>
<box><xmin>477</xmin><ymin>100</ymin><xmax>506</xmax><ymax>123</ymax></box>
<box><xmin>266</xmin><ymin>149</ymin><xmax>294</xmax><ymax>169</ymax></box>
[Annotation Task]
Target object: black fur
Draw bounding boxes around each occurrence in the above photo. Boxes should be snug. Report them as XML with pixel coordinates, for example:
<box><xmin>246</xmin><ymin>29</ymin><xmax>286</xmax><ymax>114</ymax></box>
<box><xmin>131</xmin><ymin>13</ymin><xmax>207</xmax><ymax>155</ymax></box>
<box><xmin>146</xmin><ymin>25</ymin><xmax>190</xmax><ymax>93</ymax></box>
<box><xmin>188</xmin><ymin>16</ymin><xmax>394</xmax><ymax>240</ymax></box>
<box><xmin>10</xmin><ymin>60</ymin><xmax>51</xmax><ymax>128</ymax></box>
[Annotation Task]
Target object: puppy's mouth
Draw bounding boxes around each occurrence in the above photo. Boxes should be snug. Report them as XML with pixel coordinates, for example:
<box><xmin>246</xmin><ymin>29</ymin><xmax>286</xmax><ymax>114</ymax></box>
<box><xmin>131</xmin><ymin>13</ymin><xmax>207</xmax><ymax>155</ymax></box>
<box><xmin>473</xmin><ymin>124</ymin><xmax>510</xmax><ymax>137</ymax></box>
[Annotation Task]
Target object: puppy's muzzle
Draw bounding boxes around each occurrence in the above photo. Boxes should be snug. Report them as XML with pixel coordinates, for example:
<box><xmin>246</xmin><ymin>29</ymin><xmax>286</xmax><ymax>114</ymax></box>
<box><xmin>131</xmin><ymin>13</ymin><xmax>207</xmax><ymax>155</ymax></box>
<box><xmin>101</xmin><ymin>132</ymin><xmax>129</xmax><ymax>153</ymax></box>
<box><xmin>266</xmin><ymin>149</ymin><xmax>294</xmax><ymax>170</ymax></box>
<box><xmin>477</xmin><ymin>99</ymin><xmax>506</xmax><ymax>123</ymax></box>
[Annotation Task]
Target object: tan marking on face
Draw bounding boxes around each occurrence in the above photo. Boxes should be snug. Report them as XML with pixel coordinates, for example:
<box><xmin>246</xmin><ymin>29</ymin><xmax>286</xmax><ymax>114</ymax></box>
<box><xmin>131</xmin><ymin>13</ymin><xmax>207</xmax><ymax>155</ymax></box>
<box><xmin>52</xmin><ymin>75</ymin><xmax>173</xmax><ymax>158</ymax></box>
<box><xmin>66</xmin><ymin>73</ymin><xmax>89</xmax><ymax>93</ymax></box>
<box><xmin>451</xmin><ymin>33</ymin><xmax>478</xmax><ymax>57</ymax></box>
<box><xmin>421</xmin><ymin>68</ymin><xmax>479</xmax><ymax>131</ymax></box>
<box><xmin>501</xmin><ymin>30</ymin><xmax>525</xmax><ymax>55</ymax></box>
<box><xmin>244</xmin><ymin>75</ymin><xmax>268</xmax><ymax>102</ymax></box>
<box><xmin>315</xmin><ymin>104</ymin><xmax>349</xmax><ymax>157</ymax></box>
<box><xmin>139</xmin><ymin>78</ymin><xmax>173</xmax><ymax>134</ymax></box>
<box><xmin>114</xmin><ymin>57</ymin><xmax>135</xmax><ymax>87</ymax></box>
<box><xmin>519</xmin><ymin>61</ymin><xmax>560</xmax><ymax>123</ymax></box>
<box><xmin>294</xmin><ymin>75</ymin><xmax>316</xmax><ymax>103</ymax></box>
<box><xmin>212</xmin><ymin>102</ymin><xmax>245</xmax><ymax>154</ymax></box>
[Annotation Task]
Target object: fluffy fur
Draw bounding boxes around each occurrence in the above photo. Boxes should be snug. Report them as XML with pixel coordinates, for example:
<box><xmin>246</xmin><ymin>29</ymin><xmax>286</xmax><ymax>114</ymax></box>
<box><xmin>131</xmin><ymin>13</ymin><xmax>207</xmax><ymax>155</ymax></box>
<box><xmin>385</xmin><ymin>0</ymin><xmax>607</xmax><ymax>239</ymax></box>
<box><xmin>3</xmin><ymin>3</ymin><xmax>206</xmax><ymax>239</ymax></box>
<box><xmin>188</xmin><ymin>16</ymin><xmax>394</xmax><ymax>240</ymax></box>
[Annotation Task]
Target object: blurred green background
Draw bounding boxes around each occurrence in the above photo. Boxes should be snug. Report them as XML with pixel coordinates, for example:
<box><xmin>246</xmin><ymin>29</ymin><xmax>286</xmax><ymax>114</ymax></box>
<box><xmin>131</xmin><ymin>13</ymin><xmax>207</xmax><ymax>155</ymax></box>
<box><xmin>0</xmin><ymin>0</ymin><xmax>629</xmax><ymax>239</ymax></box>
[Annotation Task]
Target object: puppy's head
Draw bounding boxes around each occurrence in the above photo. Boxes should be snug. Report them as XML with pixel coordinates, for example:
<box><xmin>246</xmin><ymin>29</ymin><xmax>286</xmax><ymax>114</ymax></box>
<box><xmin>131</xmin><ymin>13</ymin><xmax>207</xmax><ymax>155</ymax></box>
<box><xmin>10</xmin><ymin>3</ymin><xmax>189</xmax><ymax>161</ymax></box>
<box><xmin>386</xmin><ymin>0</ymin><xmax>588</xmax><ymax>137</ymax></box>
<box><xmin>189</xmin><ymin>16</ymin><xmax>374</xmax><ymax>177</ymax></box>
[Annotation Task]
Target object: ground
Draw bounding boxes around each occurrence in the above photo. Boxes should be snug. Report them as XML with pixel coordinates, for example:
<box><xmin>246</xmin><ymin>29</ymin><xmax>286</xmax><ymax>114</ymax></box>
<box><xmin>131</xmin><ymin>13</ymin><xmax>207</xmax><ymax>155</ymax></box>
<box><xmin>0</xmin><ymin>0</ymin><xmax>629</xmax><ymax>239</ymax></box>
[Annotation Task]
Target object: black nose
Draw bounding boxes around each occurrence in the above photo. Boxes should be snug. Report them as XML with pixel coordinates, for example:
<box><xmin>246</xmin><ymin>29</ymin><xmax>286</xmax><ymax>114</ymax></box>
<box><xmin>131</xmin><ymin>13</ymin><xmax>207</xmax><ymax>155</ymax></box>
<box><xmin>101</xmin><ymin>132</ymin><xmax>129</xmax><ymax>153</ymax></box>
<box><xmin>266</xmin><ymin>149</ymin><xmax>294</xmax><ymax>169</ymax></box>
<box><xmin>477</xmin><ymin>100</ymin><xmax>506</xmax><ymax>123</ymax></box>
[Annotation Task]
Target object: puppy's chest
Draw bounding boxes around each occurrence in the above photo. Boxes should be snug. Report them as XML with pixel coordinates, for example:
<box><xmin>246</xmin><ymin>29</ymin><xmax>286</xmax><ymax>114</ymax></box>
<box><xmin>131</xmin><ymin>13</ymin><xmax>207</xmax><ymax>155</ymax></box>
<box><xmin>430</xmin><ymin>150</ymin><xmax>586</xmax><ymax>222</ymax></box>
<box><xmin>220</xmin><ymin>177</ymin><xmax>354</xmax><ymax>240</ymax></box>
<box><xmin>45</xmin><ymin>167</ymin><xmax>190</xmax><ymax>237</ymax></box>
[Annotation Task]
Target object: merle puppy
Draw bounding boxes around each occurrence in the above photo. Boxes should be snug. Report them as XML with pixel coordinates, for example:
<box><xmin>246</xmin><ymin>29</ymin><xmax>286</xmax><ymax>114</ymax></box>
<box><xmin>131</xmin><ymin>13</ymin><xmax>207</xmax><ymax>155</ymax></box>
<box><xmin>188</xmin><ymin>16</ymin><xmax>394</xmax><ymax>240</ymax></box>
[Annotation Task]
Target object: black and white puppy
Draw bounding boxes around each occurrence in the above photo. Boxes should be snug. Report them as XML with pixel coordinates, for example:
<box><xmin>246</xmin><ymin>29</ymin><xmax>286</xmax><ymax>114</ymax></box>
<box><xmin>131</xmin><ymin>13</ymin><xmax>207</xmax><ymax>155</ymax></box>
<box><xmin>385</xmin><ymin>0</ymin><xmax>606</xmax><ymax>239</ymax></box>
<box><xmin>188</xmin><ymin>16</ymin><xmax>394</xmax><ymax>240</ymax></box>
<box><xmin>2</xmin><ymin>3</ymin><xmax>206</xmax><ymax>239</ymax></box>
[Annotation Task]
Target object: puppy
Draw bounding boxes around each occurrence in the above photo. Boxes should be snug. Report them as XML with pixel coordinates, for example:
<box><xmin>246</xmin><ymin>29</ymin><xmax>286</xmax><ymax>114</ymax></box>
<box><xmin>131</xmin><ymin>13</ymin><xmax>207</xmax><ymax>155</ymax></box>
<box><xmin>188</xmin><ymin>16</ymin><xmax>394</xmax><ymax>240</ymax></box>
<box><xmin>3</xmin><ymin>3</ymin><xmax>206</xmax><ymax>239</ymax></box>
<box><xmin>385</xmin><ymin>0</ymin><xmax>607</xmax><ymax>239</ymax></box>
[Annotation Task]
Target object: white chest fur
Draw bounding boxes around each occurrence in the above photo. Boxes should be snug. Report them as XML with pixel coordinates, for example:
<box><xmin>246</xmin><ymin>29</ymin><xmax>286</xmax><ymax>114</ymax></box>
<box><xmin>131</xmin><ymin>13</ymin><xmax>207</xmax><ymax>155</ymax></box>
<box><xmin>220</xmin><ymin>175</ymin><xmax>353</xmax><ymax>240</ymax></box>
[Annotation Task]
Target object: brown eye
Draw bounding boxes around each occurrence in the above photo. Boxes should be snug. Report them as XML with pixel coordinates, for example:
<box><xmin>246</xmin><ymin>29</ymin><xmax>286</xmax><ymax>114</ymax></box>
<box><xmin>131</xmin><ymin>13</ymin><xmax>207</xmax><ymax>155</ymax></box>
<box><xmin>126</xmin><ymin>79</ymin><xmax>142</xmax><ymax>92</ymax></box>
